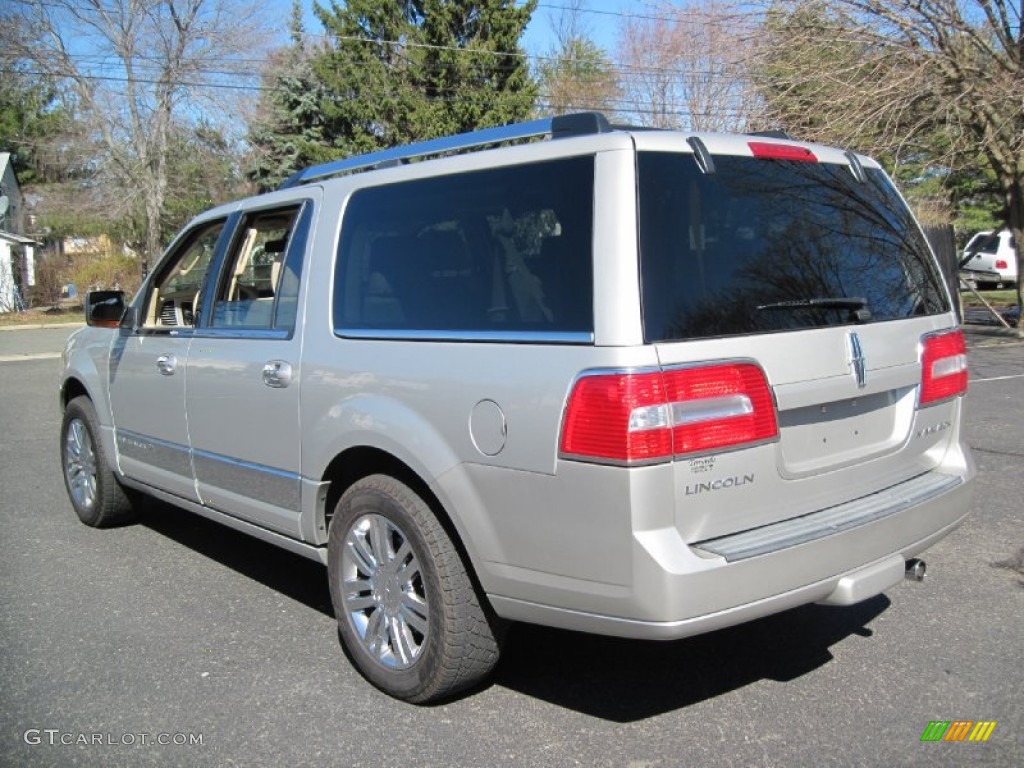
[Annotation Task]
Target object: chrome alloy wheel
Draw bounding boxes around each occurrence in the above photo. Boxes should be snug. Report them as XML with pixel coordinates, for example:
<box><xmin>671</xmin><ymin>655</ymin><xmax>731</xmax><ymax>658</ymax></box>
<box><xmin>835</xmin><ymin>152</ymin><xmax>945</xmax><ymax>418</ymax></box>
<box><xmin>64</xmin><ymin>417</ymin><xmax>97</xmax><ymax>512</ymax></box>
<box><xmin>341</xmin><ymin>514</ymin><xmax>430</xmax><ymax>669</ymax></box>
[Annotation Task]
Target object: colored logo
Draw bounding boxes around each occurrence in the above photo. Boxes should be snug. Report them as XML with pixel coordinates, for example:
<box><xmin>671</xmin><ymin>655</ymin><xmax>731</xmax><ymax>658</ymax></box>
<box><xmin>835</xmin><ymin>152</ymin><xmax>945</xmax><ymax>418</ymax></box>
<box><xmin>921</xmin><ymin>721</ymin><xmax>997</xmax><ymax>742</ymax></box>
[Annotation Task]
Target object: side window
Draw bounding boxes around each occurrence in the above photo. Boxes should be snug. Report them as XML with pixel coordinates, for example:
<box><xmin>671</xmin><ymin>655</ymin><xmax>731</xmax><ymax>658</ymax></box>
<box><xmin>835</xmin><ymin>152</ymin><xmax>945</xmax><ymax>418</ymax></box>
<box><xmin>334</xmin><ymin>156</ymin><xmax>594</xmax><ymax>337</ymax></box>
<box><xmin>143</xmin><ymin>220</ymin><xmax>225</xmax><ymax>328</ymax></box>
<box><xmin>210</xmin><ymin>205</ymin><xmax>305</xmax><ymax>331</ymax></box>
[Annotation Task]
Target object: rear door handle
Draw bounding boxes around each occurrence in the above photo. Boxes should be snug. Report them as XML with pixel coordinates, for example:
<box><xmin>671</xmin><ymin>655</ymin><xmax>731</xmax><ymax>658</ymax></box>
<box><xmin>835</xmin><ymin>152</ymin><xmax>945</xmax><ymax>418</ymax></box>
<box><xmin>156</xmin><ymin>354</ymin><xmax>177</xmax><ymax>375</ymax></box>
<box><xmin>262</xmin><ymin>360</ymin><xmax>293</xmax><ymax>388</ymax></box>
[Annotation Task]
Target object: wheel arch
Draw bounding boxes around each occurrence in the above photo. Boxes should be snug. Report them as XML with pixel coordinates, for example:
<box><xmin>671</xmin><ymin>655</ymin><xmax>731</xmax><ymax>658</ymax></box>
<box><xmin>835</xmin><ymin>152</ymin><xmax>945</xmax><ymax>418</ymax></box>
<box><xmin>319</xmin><ymin>446</ymin><xmax>493</xmax><ymax>609</ymax></box>
<box><xmin>61</xmin><ymin>336</ymin><xmax>119</xmax><ymax>480</ymax></box>
<box><xmin>60</xmin><ymin>376</ymin><xmax>90</xmax><ymax>410</ymax></box>
<box><xmin>59</xmin><ymin>333</ymin><xmax>113</xmax><ymax>427</ymax></box>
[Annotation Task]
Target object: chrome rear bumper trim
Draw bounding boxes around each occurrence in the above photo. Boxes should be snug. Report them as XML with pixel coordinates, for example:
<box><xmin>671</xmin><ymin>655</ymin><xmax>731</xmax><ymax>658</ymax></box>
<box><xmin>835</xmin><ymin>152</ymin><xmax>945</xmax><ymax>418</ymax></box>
<box><xmin>694</xmin><ymin>472</ymin><xmax>963</xmax><ymax>562</ymax></box>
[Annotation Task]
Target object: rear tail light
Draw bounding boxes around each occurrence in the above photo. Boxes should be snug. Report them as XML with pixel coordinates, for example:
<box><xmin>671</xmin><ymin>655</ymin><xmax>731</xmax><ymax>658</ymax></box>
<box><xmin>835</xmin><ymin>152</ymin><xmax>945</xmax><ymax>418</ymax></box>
<box><xmin>919</xmin><ymin>330</ymin><xmax>968</xmax><ymax>406</ymax></box>
<box><xmin>748</xmin><ymin>141</ymin><xmax>818</xmax><ymax>162</ymax></box>
<box><xmin>995</xmin><ymin>259</ymin><xmax>1008</xmax><ymax>270</ymax></box>
<box><xmin>560</xmin><ymin>363</ymin><xmax>778</xmax><ymax>464</ymax></box>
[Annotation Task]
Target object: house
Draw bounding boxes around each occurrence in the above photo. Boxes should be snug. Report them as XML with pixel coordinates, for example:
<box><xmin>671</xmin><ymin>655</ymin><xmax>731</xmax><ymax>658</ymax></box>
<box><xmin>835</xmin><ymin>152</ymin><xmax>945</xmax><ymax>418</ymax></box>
<box><xmin>0</xmin><ymin>152</ymin><xmax>39</xmax><ymax>312</ymax></box>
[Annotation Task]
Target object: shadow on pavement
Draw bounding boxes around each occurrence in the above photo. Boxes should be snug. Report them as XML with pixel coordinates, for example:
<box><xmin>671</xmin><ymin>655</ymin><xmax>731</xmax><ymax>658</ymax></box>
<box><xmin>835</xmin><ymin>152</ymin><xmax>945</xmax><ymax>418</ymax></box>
<box><xmin>494</xmin><ymin>595</ymin><xmax>889</xmax><ymax>721</ymax></box>
<box><xmin>138</xmin><ymin>498</ymin><xmax>890</xmax><ymax>720</ymax></box>
<box><xmin>139</xmin><ymin>499</ymin><xmax>334</xmax><ymax>618</ymax></box>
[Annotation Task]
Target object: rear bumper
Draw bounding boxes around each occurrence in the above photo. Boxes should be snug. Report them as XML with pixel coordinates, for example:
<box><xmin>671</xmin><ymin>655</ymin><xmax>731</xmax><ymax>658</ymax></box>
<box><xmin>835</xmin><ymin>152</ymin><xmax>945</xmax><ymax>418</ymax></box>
<box><xmin>959</xmin><ymin>268</ymin><xmax>1017</xmax><ymax>285</ymax></box>
<box><xmin>488</xmin><ymin>469</ymin><xmax>974</xmax><ymax>640</ymax></box>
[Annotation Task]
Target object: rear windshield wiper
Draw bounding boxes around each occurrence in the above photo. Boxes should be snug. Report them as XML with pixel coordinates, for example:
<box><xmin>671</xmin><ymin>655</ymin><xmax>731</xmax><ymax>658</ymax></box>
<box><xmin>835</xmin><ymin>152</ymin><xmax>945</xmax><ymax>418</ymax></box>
<box><xmin>757</xmin><ymin>297</ymin><xmax>867</xmax><ymax>311</ymax></box>
<box><xmin>757</xmin><ymin>297</ymin><xmax>871</xmax><ymax>322</ymax></box>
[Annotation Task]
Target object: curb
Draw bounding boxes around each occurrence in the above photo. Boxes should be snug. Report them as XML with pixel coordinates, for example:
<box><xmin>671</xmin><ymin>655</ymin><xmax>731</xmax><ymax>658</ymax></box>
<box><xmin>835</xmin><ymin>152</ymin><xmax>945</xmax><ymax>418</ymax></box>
<box><xmin>0</xmin><ymin>353</ymin><xmax>62</xmax><ymax>363</ymax></box>
<box><xmin>0</xmin><ymin>322</ymin><xmax>85</xmax><ymax>332</ymax></box>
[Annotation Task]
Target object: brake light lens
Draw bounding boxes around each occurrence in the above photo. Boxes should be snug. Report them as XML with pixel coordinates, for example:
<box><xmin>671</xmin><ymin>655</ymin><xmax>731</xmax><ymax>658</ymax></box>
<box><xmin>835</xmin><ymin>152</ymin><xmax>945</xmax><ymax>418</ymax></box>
<box><xmin>748</xmin><ymin>141</ymin><xmax>818</xmax><ymax>162</ymax></box>
<box><xmin>919</xmin><ymin>330</ymin><xmax>968</xmax><ymax>406</ymax></box>
<box><xmin>559</xmin><ymin>371</ymin><xmax>672</xmax><ymax>463</ymax></box>
<box><xmin>560</xmin><ymin>363</ymin><xmax>778</xmax><ymax>464</ymax></box>
<box><xmin>995</xmin><ymin>259</ymin><xmax>1008</xmax><ymax>270</ymax></box>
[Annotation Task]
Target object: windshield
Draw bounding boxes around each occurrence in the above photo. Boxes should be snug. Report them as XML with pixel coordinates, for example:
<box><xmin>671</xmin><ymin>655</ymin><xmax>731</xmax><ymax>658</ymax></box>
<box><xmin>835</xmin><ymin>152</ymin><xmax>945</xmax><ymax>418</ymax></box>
<box><xmin>637</xmin><ymin>152</ymin><xmax>949</xmax><ymax>342</ymax></box>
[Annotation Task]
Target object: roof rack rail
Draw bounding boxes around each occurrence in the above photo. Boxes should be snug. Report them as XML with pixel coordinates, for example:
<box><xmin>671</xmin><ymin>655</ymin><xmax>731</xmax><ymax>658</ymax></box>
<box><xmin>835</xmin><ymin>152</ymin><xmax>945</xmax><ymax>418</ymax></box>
<box><xmin>278</xmin><ymin>112</ymin><xmax>614</xmax><ymax>189</ymax></box>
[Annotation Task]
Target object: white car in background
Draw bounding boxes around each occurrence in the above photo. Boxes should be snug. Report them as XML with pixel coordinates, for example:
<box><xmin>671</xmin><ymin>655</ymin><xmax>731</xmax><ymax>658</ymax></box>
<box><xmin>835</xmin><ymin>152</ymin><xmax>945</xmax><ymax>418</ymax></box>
<box><xmin>960</xmin><ymin>230</ymin><xmax>1018</xmax><ymax>288</ymax></box>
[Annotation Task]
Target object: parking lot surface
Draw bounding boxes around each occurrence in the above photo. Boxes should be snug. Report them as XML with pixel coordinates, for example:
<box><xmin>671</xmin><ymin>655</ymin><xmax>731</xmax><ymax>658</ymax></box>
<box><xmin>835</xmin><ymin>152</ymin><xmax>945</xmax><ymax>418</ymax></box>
<box><xmin>0</xmin><ymin>328</ymin><xmax>1021</xmax><ymax>767</ymax></box>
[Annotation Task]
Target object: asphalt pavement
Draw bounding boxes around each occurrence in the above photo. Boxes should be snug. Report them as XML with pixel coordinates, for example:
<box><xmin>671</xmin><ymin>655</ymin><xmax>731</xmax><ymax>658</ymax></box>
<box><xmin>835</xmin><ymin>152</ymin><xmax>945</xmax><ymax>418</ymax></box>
<box><xmin>0</xmin><ymin>324</ymin><xmax>81</xmax><ymax>362</ymax></box>
<box><xmin>0</xmin><ymin>325</ymin><xmax>1021</xmax><ymax>767</ymax></box>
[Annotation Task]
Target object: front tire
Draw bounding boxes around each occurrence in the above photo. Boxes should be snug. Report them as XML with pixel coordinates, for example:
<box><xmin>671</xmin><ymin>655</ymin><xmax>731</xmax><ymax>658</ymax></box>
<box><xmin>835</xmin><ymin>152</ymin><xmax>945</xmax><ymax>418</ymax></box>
<box><xmin>60</xmin><ymin>396</ymin><xmax>137</xmax><ymax>528</ymax></box>
<box><xmin>327</xmin><ymin>475</ymin><xmax>501</xmax><ymax>703</ymax></box>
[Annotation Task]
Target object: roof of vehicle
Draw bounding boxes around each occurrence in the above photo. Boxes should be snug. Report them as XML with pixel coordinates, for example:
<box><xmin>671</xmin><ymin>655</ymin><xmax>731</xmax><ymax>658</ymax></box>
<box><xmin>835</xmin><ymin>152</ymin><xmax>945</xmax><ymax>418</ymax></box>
<box><xmin>275</xmin><ymin>112</ymin><xmax>879</xmax><ymax>191</ymax></box>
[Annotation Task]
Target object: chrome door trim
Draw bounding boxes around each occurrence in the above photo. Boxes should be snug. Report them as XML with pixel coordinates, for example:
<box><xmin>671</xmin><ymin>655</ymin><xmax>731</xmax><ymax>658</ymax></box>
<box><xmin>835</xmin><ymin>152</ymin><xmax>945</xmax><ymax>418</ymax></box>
<box><xmin>116</xmin><ymin>429</ymin><xmax>192</xmax><ymax>478</ymax></box>
<box><xmin>191</xmin><ymin>448</ymin><xmax>301</xmax><ymax>511</ymax></box>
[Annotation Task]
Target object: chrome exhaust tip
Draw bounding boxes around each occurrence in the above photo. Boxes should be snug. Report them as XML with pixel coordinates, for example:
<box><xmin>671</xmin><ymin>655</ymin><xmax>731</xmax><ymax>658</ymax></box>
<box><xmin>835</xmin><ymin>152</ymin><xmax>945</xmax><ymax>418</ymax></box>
<box><xmin>905</xmin><ymin>558</ymin><xmax>926</xmax><ymax>581</ymax></box>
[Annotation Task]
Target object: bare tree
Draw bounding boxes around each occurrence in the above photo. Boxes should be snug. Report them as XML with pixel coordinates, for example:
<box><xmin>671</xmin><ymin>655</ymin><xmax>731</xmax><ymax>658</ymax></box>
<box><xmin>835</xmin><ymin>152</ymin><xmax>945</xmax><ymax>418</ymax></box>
<box><xmin>756</xmin><ymin>0</ymin><xmax>1024</xmax><ymax>327</ymax></box>
<box><xmin>2</xmin><ymin>1</ymin><xmax>266</xmax><ymax>265</ymax></box>
<box><xmin>537</xmin><ymin>1</ymin><xmax>620</xmax><ymax>116</ymax></box>
<box><xmin>616</xmin><ymin>1</ymin><xmax>764</xmax><ymax>130</ymax></box>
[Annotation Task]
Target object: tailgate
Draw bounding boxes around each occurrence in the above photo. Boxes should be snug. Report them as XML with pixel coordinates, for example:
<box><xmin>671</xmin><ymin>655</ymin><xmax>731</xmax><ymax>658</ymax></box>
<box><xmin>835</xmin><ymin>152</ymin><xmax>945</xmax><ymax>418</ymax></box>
<box><xmin>655</xmin><ymin>320</ymin><xmax>964</xmax><ymax>542</ymax></box>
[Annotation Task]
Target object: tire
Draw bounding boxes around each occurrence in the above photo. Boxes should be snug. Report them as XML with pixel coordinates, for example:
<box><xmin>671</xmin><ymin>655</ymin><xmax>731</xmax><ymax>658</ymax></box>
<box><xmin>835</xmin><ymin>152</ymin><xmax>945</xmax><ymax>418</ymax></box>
<box><xmin>60</xmin><ymin>396</ymin><xmax>138</xmax><ymax>528</ymax></box>
<box><xmin>327</xmin><ymin>474</ymin><xmax>502</xmax><ymax>703</ymax></box>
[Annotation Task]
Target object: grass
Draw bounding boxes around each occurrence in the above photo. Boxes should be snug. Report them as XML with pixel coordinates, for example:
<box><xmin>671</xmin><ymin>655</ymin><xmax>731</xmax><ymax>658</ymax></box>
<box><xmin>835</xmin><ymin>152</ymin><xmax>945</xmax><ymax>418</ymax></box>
<box><xmin>0</xmin><ymin>306</ymin><xmax>85</xmax><ymax>327</ymax></box>
<box><xmin>959</xmin><ymin>288</ymin><xmax>1018</xmax><ymax>308</ymax></box>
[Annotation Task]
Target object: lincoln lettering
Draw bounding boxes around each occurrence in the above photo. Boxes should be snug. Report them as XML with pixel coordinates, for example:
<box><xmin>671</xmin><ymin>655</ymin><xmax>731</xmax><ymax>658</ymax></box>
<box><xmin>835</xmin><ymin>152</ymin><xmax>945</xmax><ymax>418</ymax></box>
<box><xmin>685</xmin><ymin>474</ymin><xmax>755</xmax><ymax>496</ymax></box>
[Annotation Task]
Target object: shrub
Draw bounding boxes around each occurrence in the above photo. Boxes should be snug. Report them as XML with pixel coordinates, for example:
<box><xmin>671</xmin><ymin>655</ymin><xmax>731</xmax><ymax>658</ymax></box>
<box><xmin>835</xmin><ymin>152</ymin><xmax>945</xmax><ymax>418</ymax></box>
<box><xmin>69</xmin><ymin>252</ymin><xmax>143</xmax><ymax>298</ymax></box>
<box><xmin>31</xmin><ymin>255</ymin><xmax>68</xmax><ymax>309</ymax></box>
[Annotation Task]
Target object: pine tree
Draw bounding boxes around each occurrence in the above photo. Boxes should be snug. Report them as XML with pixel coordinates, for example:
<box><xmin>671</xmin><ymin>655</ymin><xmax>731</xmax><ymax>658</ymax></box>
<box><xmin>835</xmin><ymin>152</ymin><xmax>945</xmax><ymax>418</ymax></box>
<box><xmin>247</xmin><ymin>0</ymin><xmax>332</xmax><ymax>190</ymax></box>
<box><xmin>311</xmin><ymin>0</ymin><xmax>537</xmax><ymax>159</ymax></box>
<box><xmin>0</xmin><ymin>67</ymin><xmax>73</xmax><ymax>184</ymax></box>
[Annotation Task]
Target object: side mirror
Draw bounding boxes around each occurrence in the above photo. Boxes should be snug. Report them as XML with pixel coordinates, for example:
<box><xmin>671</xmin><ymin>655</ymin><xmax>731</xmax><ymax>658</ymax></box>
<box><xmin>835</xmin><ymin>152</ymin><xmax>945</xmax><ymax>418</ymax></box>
<box><xmin>85</xmin><ymin>290</ymin><xmax>127</xmax><ymax>328</ymax></box>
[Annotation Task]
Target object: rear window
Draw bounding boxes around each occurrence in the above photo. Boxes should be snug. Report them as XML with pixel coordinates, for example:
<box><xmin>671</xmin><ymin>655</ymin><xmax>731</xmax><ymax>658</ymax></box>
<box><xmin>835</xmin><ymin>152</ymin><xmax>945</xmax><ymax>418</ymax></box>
<box><xmin>334</xmin><ymin>156</ymin><xmax>594</xmax><ymax>340</ymax></box>
<box><xmin>638</xmin><ymin>152</ymin><xmax>950</xmax><ymax>343</ymax></box>
<box><xmin>966</xmin><ymin>232</ymin><xmax>1014</xmax><ymax>255</ymax></box>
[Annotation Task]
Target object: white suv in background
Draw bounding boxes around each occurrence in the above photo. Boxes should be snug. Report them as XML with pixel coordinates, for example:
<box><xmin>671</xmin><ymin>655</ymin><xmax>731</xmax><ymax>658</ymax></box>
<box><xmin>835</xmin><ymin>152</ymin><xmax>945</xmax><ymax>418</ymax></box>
<box><xmin>961</xmin><ymin>229</ymin><xmax>1018</xmax><ymax>288</ymax></box>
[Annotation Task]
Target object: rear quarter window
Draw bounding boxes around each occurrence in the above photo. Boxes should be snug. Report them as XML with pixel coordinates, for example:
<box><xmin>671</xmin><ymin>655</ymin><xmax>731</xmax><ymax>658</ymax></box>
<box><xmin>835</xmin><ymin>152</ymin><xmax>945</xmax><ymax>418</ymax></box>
<box><xmin>333</xmin><ymin>156</ymin><xmax>595</xmax><ymax>340</ymax></box>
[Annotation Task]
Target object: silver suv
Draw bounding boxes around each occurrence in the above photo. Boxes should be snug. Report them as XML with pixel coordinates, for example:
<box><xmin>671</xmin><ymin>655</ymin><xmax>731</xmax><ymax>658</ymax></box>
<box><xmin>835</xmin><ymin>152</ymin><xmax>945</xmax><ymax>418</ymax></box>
<box><xmin>60</xmin><ymin>113</ymin><xmax>975</xmax><ymax>703</ymax></box>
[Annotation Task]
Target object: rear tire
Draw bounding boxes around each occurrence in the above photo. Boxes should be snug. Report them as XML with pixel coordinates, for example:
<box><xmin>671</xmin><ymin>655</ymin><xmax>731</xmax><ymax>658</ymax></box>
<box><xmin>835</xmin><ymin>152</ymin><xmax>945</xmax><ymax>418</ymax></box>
<box><xmin>327</xmin><ymin>474</ymin><xmax>501</xmax><ymax>703</ymax></box>
<box><xmin>60</xmin><ymin>396</ymin><xmax>137</xmax><ymax>528</ymax></box>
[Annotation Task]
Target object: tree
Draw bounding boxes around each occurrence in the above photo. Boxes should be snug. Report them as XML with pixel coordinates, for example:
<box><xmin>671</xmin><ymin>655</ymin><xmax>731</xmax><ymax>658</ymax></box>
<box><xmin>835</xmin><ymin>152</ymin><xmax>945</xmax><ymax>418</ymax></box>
<box><xmin>160</xmin><ymin>121</ymin><xmax>247</xmax><ymax>239</ymax></box>
<box><xmin>246</xmin><ymin>0</ymin><xmax>333</xmax><ymax>191</ymax></box>
<box><xmin>536</xmin><ymin>0</ymin><xmax>619</xmax><ymax>116</ymax></box>
<box><xmin>616</xmin><ymin>0</ymin><xmax>764</xmax><ymax>130</ymax></box>
<box><xmin>538</xmin><ymin>36</ymin><xmax>619</xmax><ymax>116</ymax></box>
<box><xmin>756</xmin><ymin>0</ymin><xmax>1024</xmax><ymax>326</ymax></box>
<box><xmin>1</xmin><ymin>0</ymin><xmax>266</xmax><ymax>264</ymax></box>
<box><xmin>0</xmin><ymin>66</ymin><xmax>74</xmax><ymax>184</ymax></box>
<box><xmin>311</xmin><ymin>0</ymin><xmax>537</xmax><ymax>158</ymax></box>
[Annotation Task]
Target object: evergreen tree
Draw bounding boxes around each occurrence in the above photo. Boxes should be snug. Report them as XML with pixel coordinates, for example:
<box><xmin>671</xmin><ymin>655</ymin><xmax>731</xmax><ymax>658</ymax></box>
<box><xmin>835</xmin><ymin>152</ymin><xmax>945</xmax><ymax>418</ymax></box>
<box><xmin>163</xmin><ymin>122</ymin><xmax>246</xmax><ymax>237</ymax></box>
<box><xmin>0</xmin><ymin>66</ymin><xmax>73</xmax><ymax>184</ymax></box>
<box><xmin>247</xmin><ymin>0</ymin><xmax>332</xmax><ymax>190</ymax></box>
<box><xmin>310</xmin><ymin>0</ymin><xmax>537</xmax><ymax>159</ymax></box>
